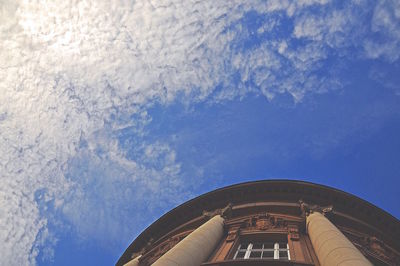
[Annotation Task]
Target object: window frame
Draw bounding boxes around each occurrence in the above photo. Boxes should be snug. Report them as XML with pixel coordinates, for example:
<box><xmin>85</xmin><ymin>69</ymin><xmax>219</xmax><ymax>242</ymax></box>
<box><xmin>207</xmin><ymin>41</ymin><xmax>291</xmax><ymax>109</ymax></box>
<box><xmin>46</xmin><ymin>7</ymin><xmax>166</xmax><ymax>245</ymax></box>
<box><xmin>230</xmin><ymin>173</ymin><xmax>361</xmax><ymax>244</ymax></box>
<box><xmin>233</xmin><ymin>241</ymin><xmax>291</xmax><ymax>260</ymax></box>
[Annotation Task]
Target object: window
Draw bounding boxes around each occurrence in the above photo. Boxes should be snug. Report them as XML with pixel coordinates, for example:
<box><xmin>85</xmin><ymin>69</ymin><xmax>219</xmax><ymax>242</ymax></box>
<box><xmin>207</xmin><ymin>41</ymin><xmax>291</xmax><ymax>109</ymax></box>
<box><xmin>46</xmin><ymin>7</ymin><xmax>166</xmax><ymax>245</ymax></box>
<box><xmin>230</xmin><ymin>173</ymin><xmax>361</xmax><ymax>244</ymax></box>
<box><xmin>233</xmin><ymin>242</ymin><xmax>290</xmax><ymax>260</ymax></box>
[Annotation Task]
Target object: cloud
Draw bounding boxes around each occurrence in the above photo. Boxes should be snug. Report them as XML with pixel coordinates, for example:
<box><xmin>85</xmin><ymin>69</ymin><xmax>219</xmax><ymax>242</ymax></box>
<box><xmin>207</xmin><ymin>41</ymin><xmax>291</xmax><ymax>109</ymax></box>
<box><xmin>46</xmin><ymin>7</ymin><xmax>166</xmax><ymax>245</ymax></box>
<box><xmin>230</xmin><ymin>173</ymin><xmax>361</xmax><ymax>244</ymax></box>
<box><xmin>293</xmin><ymin>11</ymin><xmax>350</xmax><ymax>43</ymax></box>
<box><xmin>0</xmin><ymin>0</ymin><xmax>399</xmax><ymax>264</ymax></box>
<box><xmin>62</xmin><ymin>135</ymin><xmax>186</xmax><ymax>247</ymax></box>
<box><xmin>364</xmin><ymin>0</ymin><xmax>400</xmax><ymax>62</ymax></box>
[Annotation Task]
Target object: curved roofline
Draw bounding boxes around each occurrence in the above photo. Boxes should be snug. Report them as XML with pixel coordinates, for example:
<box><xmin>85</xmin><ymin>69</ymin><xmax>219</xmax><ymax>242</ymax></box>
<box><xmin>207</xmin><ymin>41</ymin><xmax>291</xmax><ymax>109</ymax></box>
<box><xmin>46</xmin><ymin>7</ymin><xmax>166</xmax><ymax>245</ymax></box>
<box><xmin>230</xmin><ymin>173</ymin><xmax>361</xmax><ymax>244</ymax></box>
<box><xmin>117</xmin><ymin>179</ymin><xmax>400</xmax><ymax>265</ymax></box>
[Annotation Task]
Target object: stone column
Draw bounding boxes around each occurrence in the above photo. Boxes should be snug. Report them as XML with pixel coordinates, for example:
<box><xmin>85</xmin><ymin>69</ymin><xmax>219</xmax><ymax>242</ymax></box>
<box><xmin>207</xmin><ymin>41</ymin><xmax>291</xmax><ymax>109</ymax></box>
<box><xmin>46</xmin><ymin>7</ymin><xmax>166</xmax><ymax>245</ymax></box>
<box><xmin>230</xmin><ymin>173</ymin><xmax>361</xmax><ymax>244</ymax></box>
<box><xmin>152</xmin><ymin>215</ymin><xmax>225</xmax><ymax>266</ymax></box>
<box><xmin>307</xmin><ymin>211</ymin><xmax>372</xmax><ymax>266</ymax></box>
<box><xmin>123</xmin><ymin>255</ymin><xmax>141</xmax><ymax>266</ymax></box>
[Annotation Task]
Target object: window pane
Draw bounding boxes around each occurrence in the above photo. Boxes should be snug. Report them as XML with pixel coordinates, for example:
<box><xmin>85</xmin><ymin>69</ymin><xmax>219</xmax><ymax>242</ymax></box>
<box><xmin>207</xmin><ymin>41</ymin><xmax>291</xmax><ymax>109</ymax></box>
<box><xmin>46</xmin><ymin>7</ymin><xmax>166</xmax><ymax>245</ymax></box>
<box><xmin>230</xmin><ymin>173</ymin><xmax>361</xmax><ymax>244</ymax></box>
<box><xmin>234</xmin><ymin>241</ymin><xmax>290</xmax><ymax>260</ymax></box>
<box><xmin>264</xmin><ymin>242</ymin><xmax>275</xmax><ymax>249</ymax></box>
<box><xmin>240</xmin><ymin>243</ymin><xmax>249</xmax><ymax>249</ymax></box>
<box><xmin>235</xmin><ymin>251</ymin><xmax>246</xmax><ymax>259</ymax></box>
<box><xmin>262</xmin><ymin>250</ymin><xmax>274</xmax><ymax>258</ymax></box>
<box><xmin>279</xmin><ymin>250</ymin><xmax>289</xmax><ymax>260</ymax></box>
<box><xmin>249</xmin><ymin>251</ymin><xmax>262</xmax><ymax>259</ymax></box>
<box><xmin>279</xmin><ymin>242</ymin><xmax>288</xmax><ymax>249</ymax></box>
<box><xmin>252</xmin><ymin>243</ymin><xmax>263</xmax><ymax>249</ymax></box>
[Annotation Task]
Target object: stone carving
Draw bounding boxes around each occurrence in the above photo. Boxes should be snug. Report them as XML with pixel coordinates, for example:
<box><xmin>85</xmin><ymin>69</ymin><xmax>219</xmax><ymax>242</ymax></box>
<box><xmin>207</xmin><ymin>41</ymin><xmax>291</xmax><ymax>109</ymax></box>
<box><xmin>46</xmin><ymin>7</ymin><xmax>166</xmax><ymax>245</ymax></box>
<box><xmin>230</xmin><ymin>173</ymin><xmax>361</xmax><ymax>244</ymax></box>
<box><xmin>158</xmin><ymin>236</ymin><xmax>180</xmax><ymax>255</ymax></box>
<box><xmin>140</xmin><ymin>235</ymin><xmax>182</xmax><ymax>265</ymax></box>
<box><xmin>299</xmin><ymin>199</ymin><xmax>333</xmax><ymax>217</ymax></box>
<box><xmin>288</xmin><ymin>225</ymin><xmax>300</xmax><ymax>241</ymax></box>
<box><xmin>241</xmin><ymin>213</ymin><xmax>287</xmax><ymax>231</ymax></box>
<box><xmin>344</xmin><ymin>230</ymin><xmax>400</xmax><ymax>266</ymax></box>
<box><xmin>226</xmin><ymin>226</ymin><xmax>240</xmax><ymax>242</ymax></box>
<box><xmin>256</xmin><ymin>217</ymin><xmax>271</xmax><ymax>230</ymax></box>
<box><xmin>363</xmin><ymin>236</ymin><xmax>400</xmax><ymax>265</ymax></box>
<box><xmin>203</xmin><ymin>203</ymin><xmax>233</xmax><ymax>219</ymax></box>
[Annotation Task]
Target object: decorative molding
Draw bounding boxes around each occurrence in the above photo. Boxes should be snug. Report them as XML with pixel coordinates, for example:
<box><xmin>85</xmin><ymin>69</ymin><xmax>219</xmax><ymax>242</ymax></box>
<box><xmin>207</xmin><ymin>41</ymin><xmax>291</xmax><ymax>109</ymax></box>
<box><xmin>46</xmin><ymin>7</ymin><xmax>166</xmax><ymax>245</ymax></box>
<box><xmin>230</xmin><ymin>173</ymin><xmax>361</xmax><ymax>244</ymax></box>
<box><xmin>299</xmin><ymin>199</ymin><xmax>333</xmax><ymax>217</ymax></box>
<box><xmin>288</xmin><ymin>225</ymin><xmax>300</xmax><ymax>241</ymax></box>
<box><xmin>137</xmin><ymin>237</ymin><xmax>154</xmax><ymax>257</ymax></box>
<box><xmin>240</xmin><ymin>213</ymin><xmax>288</xmax><ymax>231</ymax></box>
<box><xmin>342</xmin><ymin>229</ymin><xmax>400</xmax><ymax>266</ymax></box>
<box><xmin>139</xmin><ymin>235</ymin><xmax>183</xmax><ymax>265</ymax></box>
<box><xmin>226</xmin><ymin>226</ymin><xmax>240</xmax><ymax>242</ymax></box>
<box><xmin>360</xmin><ymin>236</ymin><xmax>400</xmax><ymax>265</ymax></box>
<box><xmin>203</xmin><ymin>203</ymin><xmax>233</xmax><ymax>219</ymax></box>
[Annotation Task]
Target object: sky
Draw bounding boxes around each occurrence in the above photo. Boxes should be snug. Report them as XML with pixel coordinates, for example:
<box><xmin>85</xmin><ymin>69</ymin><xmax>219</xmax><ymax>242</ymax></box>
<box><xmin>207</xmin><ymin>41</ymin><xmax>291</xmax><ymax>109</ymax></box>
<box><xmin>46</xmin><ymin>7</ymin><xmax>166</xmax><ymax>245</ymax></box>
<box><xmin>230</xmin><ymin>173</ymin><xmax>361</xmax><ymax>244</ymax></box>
<box><xmin>0</xmin><ymin>0</ymin><xmax>400</xmax><ymax>265</ymax></box>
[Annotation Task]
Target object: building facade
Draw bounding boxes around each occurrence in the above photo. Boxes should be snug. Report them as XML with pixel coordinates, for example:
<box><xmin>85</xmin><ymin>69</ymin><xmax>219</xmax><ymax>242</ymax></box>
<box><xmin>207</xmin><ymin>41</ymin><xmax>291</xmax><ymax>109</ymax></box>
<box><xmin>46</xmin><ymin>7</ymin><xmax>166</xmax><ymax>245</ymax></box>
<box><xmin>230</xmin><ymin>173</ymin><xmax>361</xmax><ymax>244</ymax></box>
<box><xmin>117</xmin><ymin>180</ymin><xmax>400</xmax><ymax>266</ymax></box>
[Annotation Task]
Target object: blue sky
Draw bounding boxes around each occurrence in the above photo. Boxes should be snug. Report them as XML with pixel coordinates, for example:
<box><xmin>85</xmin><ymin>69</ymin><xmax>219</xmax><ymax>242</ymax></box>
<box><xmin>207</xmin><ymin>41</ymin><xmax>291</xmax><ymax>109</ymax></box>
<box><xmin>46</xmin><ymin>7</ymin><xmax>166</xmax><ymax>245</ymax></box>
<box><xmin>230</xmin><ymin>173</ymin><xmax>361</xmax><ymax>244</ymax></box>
<box><xmin>1</xmin><ymin>0</ymin><xmax>400</xmax><ymax>265</ymax></box>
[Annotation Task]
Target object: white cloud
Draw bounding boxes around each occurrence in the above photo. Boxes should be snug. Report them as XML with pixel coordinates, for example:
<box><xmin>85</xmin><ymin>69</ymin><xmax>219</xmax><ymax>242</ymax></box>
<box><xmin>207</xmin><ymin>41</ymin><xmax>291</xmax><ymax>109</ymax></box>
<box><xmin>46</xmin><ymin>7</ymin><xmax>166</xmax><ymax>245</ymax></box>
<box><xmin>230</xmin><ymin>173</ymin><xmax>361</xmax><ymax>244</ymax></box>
<box><xmin>364</xmin><ymin>0</ymin><xmax>400</xmax><ymax>62</ymax></box>
<box><xmin>62</xmin><ymin>135</ymin><xmax>186</xmax><ymax>247</ymax></box>
<box><xmin>0</xmin><ymin>0</ymin><xmax>399</xmax><ymax>264</ymax></box>
<box><xmin>293</xmin><ymin>7</ymin><xmax>355</xmax><ymax>48</ymax></box>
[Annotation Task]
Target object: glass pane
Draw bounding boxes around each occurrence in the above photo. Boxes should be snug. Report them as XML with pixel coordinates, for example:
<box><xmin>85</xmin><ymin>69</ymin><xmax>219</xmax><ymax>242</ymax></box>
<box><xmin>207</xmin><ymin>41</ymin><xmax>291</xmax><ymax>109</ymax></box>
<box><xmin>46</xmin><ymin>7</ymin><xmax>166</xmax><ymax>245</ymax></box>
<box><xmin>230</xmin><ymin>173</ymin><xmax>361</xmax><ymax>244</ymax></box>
<box><xmin>262</xmin><ymin>250</ymin><xmax>274</xmax><ymax>258</ymax></box>
<box><xmin>240</xmin><ymin>243</ymin><xmax>249</xmax><ymax>249</ymax></box>
<box><xmin>279</xmin><ymin>251</ymin><xmax>289</xmax><ymax>260</ymax></box>
<box><xmin>252</xmin><ymin>243</ymin><xmax>263</xmax><ymax>249</ymax></box>
<box><xmin>235</xmin><ymin>251</ymin><xmax>246</xmax><ymax>259</ymax></box>
<box><xmin>279</xmin><ymin>242</ymin><xmax>288</xmax><ymax>249</ymax></box>
<box><xmin>249</xmin><ymin>251</ymin><xmax>262</xmax><ymax>259</ymax></box>
<box><xmin>263</xmin><ymin>242</ymin><xmax>275</xmax><ymax>249</ymax></box>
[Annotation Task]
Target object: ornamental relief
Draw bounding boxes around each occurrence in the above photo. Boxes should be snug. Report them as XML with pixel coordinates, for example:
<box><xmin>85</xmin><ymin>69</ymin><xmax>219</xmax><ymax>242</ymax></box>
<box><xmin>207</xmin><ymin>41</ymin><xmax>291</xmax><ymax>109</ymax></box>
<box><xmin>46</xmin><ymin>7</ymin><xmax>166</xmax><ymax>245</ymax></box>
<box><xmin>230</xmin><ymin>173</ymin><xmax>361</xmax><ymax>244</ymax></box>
<box><xmin>362</xmin><ymin>236</ymin><xmax>400</xmax><ymax>266</ymax></box>
<box><xmin>226</xmin><ymin>214</ymin><xmax>301</xmax><ymax>244</ymax></box>
<box><xmin>139</xmin><ymin>234</ymin><xmax>183</xmax><ymax>265</ymax></box>
<box><xmin>344</xmin><ymin>230</ymin><xmax>400</xmax><ymax>266</ymax></box>
<box><xmin>288</xmin><ymin>226</ymin><xmax>300</xmax><ymax>241</ymax></box>
<box><xmin>240</xmin><ymin>213</ymin><xmax>288</xmax><ymax>231</ymax></box>
<box><xmin>226</xmin><ymin>227</ymin><xmax>240</xmax><ymax>242</ymax></box>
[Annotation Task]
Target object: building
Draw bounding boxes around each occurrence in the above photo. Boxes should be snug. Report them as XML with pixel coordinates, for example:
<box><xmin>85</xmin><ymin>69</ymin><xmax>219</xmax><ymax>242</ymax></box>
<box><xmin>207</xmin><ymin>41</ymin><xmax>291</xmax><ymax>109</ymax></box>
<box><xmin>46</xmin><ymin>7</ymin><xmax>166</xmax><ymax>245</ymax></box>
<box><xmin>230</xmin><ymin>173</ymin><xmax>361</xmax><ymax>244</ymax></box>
<box><xmin>116</xmin><ymin>180</ymin><xmax>400</xmax><ymax>266</ymax></box>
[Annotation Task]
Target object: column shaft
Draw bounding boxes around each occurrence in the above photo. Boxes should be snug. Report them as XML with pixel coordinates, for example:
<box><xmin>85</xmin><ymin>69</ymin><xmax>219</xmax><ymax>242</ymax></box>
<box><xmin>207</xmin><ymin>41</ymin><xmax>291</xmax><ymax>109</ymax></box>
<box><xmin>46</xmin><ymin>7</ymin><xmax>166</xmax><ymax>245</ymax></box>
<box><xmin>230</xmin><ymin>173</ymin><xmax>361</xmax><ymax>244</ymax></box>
<box><xmin>307</xmin><ymin>212</ymin><xmax>372</xmax><ymax>266</ymax></box>
<box><xmin>152</xmin><ymin>215</ymin><xmax>225</xmax><ymax>266</ymax></box>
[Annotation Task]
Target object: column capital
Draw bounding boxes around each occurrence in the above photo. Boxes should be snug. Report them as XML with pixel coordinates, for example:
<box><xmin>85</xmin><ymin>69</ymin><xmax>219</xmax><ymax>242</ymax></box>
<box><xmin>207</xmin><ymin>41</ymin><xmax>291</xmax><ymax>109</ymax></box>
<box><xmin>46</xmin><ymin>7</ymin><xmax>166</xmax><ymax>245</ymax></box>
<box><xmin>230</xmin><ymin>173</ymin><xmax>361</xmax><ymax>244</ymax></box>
<box><xmin>299</xmin><ymin>199</ymin><xmax>333</xmax><ymax>217</ymax></box>
<box><xmin>202</xmin><ymin>203</ymin><xmax>232</xmax><ymax>219</ymax></box>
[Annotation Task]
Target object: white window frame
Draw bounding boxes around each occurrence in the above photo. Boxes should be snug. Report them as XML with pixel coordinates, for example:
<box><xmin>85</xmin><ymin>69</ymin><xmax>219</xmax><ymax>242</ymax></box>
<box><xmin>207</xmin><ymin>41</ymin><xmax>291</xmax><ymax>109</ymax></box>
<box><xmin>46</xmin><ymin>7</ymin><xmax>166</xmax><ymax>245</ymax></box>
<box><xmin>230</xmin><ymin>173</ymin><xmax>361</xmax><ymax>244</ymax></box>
<box><xmin>244</xmin><ymin>243</ymin><xmax>253</xmax><ymax>259</ymax></box>
<box><xmin>233</xmin><ymin>241</ymin><xmax>290</xmax><ymax>260</ymax></box>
